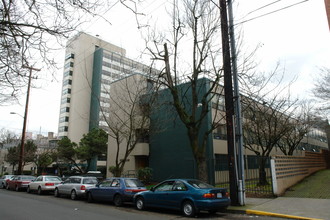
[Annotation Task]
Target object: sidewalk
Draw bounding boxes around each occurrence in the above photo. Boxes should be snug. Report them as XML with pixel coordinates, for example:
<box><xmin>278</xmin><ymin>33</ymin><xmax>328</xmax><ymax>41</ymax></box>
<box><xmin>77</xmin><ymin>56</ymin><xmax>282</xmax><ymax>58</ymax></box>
<box><xmin>226</xmin><ymin>169</ymin><xmax>330</xmax><ymax>220</ymax></box>
<box><xmin>227</xmin><ymin>197</ymin><xmax>330</xmax><ymax>220</ymax></box>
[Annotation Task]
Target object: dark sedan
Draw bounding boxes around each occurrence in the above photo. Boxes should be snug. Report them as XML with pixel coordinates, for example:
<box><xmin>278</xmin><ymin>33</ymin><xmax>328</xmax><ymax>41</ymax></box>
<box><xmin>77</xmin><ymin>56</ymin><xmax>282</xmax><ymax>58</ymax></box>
<box><xmin>134</xmin><ymin>179</ymin><xmax>230</xmax><ymax>217</ymax></box>
<box><xmin>86</xmin><ymin>177</ymin><xmax>147</xmax><ymax>206</ymax></box>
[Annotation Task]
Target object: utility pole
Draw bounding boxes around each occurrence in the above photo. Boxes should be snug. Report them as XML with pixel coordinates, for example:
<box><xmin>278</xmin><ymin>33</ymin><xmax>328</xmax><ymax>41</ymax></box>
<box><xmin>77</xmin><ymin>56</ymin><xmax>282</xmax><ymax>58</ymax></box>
<box><xmin>228</xmin><ymin>0</ymin><xmax>246</xmax><ymax>206</ymax></box>
<box><xmin>17</xmin><ymin>65</ymin><xmax>40</xmax><ymax>175</ymax></box>
<box><xmin>219</xmin><ymin>0</ymin><xmax>239</xmax><ymax>205</ymax></box>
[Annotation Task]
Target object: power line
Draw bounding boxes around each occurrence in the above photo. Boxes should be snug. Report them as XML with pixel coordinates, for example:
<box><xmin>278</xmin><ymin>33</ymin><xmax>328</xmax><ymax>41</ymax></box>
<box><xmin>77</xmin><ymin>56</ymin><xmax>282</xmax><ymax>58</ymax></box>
<box><xmin>245</xmin><ymin>0</ymin><xmax>283</xmax><ymax>16</ymax></box>
<box><xmin>235</xmin><ymin>0</ymin><xmax>310</xmax><ymax>26</ymax></box>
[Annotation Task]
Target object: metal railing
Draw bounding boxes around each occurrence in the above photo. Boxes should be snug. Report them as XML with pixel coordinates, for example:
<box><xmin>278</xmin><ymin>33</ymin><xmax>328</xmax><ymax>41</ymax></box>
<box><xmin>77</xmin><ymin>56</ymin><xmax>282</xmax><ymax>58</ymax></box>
<box><xmin>215</xmin><ymin>156</ymin><xmax>274</xmax><ymax>197</ymax></box>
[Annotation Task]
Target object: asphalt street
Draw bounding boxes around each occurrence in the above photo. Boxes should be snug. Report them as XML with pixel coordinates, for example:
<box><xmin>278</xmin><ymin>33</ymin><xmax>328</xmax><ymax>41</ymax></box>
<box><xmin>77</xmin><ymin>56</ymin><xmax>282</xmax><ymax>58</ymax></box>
<box><xmin>0</xmin><ymin>189</ymin><xmax>282</xmax><ymax>220</ymax></box>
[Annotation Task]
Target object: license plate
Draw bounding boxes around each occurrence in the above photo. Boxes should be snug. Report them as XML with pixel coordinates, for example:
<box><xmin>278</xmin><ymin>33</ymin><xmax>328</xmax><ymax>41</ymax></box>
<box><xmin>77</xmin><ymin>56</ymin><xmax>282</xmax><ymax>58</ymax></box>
<box><xmin>217</xmin><ymin>193</ymin><xmax>222</xmax><ymax>198</ymax></box>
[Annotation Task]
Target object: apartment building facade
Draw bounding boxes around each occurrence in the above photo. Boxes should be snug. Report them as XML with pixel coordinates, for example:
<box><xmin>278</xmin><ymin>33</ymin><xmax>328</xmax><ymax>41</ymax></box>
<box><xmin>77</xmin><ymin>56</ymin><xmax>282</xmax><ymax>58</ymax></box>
<box><xmin>58</xmin><ymin>32</ymin><xmax>153</xmax><ymax>143</ymax></box>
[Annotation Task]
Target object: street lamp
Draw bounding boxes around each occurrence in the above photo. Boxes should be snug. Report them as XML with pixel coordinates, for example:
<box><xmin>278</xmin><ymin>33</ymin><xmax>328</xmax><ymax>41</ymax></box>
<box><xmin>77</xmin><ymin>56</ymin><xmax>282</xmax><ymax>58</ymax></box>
<box><xmin>16</xmin><ymin>65</ymin><xmax>40</xmax><ymax>175</ymax></box>
<box><xmin>10</xmin><ymin>112</ymin><xmax>23</xmax><ymax>117</ymax></box>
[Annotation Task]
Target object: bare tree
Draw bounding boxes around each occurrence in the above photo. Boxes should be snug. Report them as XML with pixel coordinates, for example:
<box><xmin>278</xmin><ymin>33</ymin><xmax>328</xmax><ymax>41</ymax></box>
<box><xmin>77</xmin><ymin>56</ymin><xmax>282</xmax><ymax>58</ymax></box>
<box><xmin>0</xmin><ymin>0</ymin><xmax>145</xmax><ymax>105</ymax></box>
<box><xmin>276</xmin><ymin>101</ymin><xmax>314</xmax><ymax>155</ymax></box>
<box><xmin>313</xmin><ymin>67</ymin><xmax>330</xmax><ymax>115</ymax></box>
<box><xmin>143</xmin><ymin>0</ymin><xmax>225</xmax><ymax>182</ymax></box>
<box><xmin>0</xmin><ymin>128</ymin><xmax>19</xmax><ymax>148</ymax></box>
<box><xmin>102</xmin><ymin>74</ymin><xmax>160</xmax><ymax>177</ymax></box>
<box><xmin>241</xmin><ymin>68</ymin><xmax>302</xmax><ymax>185</ymax></box>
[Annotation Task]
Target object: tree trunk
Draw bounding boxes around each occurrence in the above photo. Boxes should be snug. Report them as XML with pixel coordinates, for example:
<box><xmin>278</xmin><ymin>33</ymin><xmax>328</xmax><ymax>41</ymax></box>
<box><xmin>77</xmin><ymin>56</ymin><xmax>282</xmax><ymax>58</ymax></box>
<box><xmin>196</xmin><ymin>155</ymin><xmax>208</xmax><ymax>182</ymax></box>
<box><xmin>258</xmin><ymin>156</ymin><xmax>269</xmax><ymax>186</ymax></box>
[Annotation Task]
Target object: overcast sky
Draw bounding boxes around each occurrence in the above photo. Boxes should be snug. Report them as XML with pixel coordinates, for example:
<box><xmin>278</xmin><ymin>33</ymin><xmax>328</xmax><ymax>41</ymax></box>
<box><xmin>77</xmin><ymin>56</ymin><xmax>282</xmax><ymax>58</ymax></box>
<box><xmin>0</xmin><ymin>0</ymin><xmax>329</xmax><ymax>137</ymax></box>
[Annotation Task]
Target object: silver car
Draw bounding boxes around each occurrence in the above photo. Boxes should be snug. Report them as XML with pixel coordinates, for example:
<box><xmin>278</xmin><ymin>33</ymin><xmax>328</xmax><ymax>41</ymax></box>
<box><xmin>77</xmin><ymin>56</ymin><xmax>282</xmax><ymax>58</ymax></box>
<box><xmin>54</xmin><ymin>176</ymin><xmax>98</xmax><ymax>200</ymax></box>
<box><xmin>0</xmin><ymin>175</ymin><xmax>14</xmax><ymax>189</ymax></box>
<box><xmin>27</xmin><ymin>175</ymin><xmax>62</xmax><ymax>194</ymax></box>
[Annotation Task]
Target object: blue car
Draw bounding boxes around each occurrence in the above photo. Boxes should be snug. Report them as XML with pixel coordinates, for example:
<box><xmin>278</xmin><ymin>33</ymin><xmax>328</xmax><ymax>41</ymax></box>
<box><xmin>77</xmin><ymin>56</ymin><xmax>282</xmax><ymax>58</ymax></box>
<box><xmin>86</xmin><ymin>177</ymin><xmax>146</xmax><ymax>206</ymax></box>
<box><xmin>133</xmin><ymin>179</ymin><xmax>230</xmax><ymax>217</ymax></box>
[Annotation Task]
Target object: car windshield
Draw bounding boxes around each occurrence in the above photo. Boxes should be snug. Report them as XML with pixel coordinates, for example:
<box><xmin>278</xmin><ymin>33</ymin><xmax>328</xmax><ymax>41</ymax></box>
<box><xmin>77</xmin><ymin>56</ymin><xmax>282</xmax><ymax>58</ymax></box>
<box><xmin>83</xmin><ymin>178</ymin><xmax>98</xmax><ymax>184</ymax></box>
<box><xmin>124</xmin><ymin>179</ymin><xmax>145</xmax><ymax>187</ymax></box>
<box><xmin>187</xmin><ymin>180</ymin><xmax>214</xmax><ymax>189</ymax></box>
<box><xmin>45</xmin><ymin>177</ymin><xmax>62</xmax><ymax>182</ymax></box>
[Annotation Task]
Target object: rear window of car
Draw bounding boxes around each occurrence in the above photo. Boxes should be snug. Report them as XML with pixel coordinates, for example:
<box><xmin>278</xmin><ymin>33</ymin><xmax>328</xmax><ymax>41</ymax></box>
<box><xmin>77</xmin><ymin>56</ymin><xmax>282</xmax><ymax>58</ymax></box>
<box><xmin>188</xmin><ymin>180</ymin><xmax>214</xmax><ymax>189</ymax></box>
<box><xmin>22</xmin><ymin>176</ymin><xmax>35</xmax><ymax>180</ymax></box>
<box><xmin>83</xmin><ymin>178</ymin><xmax>98</xmax><ymax>184</ymax></box>
<box><xmin>45</xmin><ymin>177</ymin><xmax>62</xmax><ymax>182</ymax></box>
<box><xmin>124</xmin><ymin>179</ymin><xmax>145</xmax><ymax>187</ymax></box>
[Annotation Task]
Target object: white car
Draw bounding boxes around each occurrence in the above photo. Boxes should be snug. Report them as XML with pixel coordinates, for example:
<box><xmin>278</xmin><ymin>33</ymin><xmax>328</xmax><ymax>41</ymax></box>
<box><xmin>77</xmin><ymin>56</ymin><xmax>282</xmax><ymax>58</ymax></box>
<box><xmin>27</xmin><ymin>175</ymin><xmax>62</xmax><ymax>195</ymax></box>
<box><xmin>54</xmin><ymin>176</ymin><xmax>98</xmax><ymax>200</ymax></box>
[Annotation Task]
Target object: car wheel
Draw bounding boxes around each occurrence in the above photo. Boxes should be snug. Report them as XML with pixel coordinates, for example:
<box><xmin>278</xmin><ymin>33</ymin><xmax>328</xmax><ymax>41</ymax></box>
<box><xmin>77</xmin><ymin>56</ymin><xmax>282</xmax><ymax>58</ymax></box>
<box><xmin>135</xmin><ymin>197</ymin><xmax>145</xmax><ymax>210</ymax></box>
<box><xmin>54</xmin><ymin>188</ymin><xmax>60</xmax><ymax>197</ymax></box>
<box><xmin>1</xmin><ymin>183</ymin><xmax>5</xmax><ymax>189</ymax></box>
<box><xmin>182</xmin><ymin>201</ymin><xmax>196</xmax><ymax>217</ymax></box>
<box><xmin>113</xmin><ymin>194</ymin><xmax>123</xmax><ymax>207</ymax></box>
<box><xmin>15</xmin><ymin>185</ymin><xmax>19</xmax><ymax>192</ymax></box>
<box><xmin>87</xmin><ymin>192</ymin><xmax>94</xmax><ymax>203</ymax></box>
<box><xmin>27</xmin><ymin>186</ymin><xmax>31</xmax><ymax>193</ymax></box>
<box><xmin>37</xmin><ymin>187</ymin><xmax>43</xmax><ymax>195</ymax></box>
<box><xmin>70</xmin><ymin>190</ymin><xmax>77</xmax><ymax>200</ymax></box>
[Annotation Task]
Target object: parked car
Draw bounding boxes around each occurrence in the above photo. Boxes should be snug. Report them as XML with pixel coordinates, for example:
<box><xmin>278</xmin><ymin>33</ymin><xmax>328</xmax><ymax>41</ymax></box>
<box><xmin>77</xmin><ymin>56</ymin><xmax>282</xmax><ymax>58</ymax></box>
<box><xmin>54</xmin><ymin>176</ymin><xmax>98</xmax><ymax>200</ymax></box>
<box><xmin>86</xmin><ymin>177</ymin><xmax>147</xmax><ymax>206</ymax></box>
<box><xmin>134</xmin><ymin>179</ymin><xmax>230</xmax><ymax>217</ymax></box>
<box><xmin>6</xmin><ymin>175</ymin><xmax>36</xmax><ymax>191</ymax></box>
<box><xmin>27</xmin><ymin>175</ymin><xmax>62</xmax><ymax>195</ymax></box>
<box><xmin>0</xmin><ymin>175</ymin><xmax>14</xmax><ymax>189</ymax></box>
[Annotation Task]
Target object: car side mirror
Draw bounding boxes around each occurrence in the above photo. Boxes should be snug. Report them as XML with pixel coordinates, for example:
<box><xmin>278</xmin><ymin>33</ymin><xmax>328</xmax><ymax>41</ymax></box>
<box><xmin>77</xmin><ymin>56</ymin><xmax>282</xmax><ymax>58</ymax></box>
<box><xmin>150</xmin><ymin>186</ymin><xmax>155</xmax><ymax>192</ymax></box>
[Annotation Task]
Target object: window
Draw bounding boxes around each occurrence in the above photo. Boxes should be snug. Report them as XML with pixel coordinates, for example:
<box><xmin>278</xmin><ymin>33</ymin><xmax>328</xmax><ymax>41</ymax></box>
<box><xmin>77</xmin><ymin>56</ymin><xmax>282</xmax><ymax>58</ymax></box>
<box><xmin>60</xmin><ymin>107</ymin><xmax>70</xmax><ymax>113</ymax></box>
<box><xmin>83</xmin><ymin>178</ymin><xmax>98</xmax><ymax>184</ymax></box>
<box><xmin>111</xmin><ymin>179</ymin><xmax>120</xmax><ymax>187</ymax></box>
<box><xmin>100</xmin><ymin>181</ymin><xmax>112</xmax><ymax>187</ymax></box>
<box><xmin>188</xmin><ymin>180</ymin><xmax>214</xmax><ymax>189</ymax></box>
<box><xmin>173</xmin><ymin>181</ymin><xmax>187</xmax><ymax>191</ymax></box>
<box><xmin>64</xmin><ymin>70</ymin><xmax>73</xmax><ymax>77</ymax></box>
<box><xmin>215</xmin><ymin>154</ymin><xmax>228</xmax><ymax>171</ymax></box>
<box><xmin>213</xmin><ymin>124</ymin><xmax>227</xmax><ymax>140</ymax></box>
<box><xmin>124</xmin><ymin>179</ymin><xmax>144</xmax><ymax>187</ymax></box>
<box><xmin>136</xmin><ymin>129</ymin><xmax>149</xmax><ymax>143</ymax></box>
<box><xmin>61</xmin><ymin>97</ymin><xmax>70</xmax><ymax>104</ymax></box>
<box><xmin>154</xmin><ymin>181</ymin><xmax>175</xmax><ymax>191</ymax></box>
<box><xmin>63</xmin><ymin>79</ymin><xmax>72</xmax><ymax>86</ymax></box>
<box><xmin>59</xmin><ymin>126</ymin><xmax>68</xmax><ymax>132</ymax></box>
<box><xmin>59</xmin><ymin>116</ymin><xmax>69</xmax><ymax>123</ymax></box>
<box><xmin>65</xmin><ymin>53</ymin><xmax>74</xmax><ymax>60</ymax></box>
<box><xmin>62</xmin><ymin>88</ymin><xmax>71</xmax><ymax>95</ymax></box>
<box><xmin>64</xmin><ymin>62</ymin><xmax>74</xmax><ymax>69</ymax></box>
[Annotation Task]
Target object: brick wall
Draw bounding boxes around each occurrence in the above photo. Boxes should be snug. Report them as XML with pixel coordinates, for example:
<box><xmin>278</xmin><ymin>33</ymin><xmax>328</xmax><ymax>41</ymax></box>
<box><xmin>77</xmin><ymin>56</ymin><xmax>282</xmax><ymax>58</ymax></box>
<box><xmin>272</xmin><ymin>151</ymin><xmax>327</xmax><ymax>196</ymax></box>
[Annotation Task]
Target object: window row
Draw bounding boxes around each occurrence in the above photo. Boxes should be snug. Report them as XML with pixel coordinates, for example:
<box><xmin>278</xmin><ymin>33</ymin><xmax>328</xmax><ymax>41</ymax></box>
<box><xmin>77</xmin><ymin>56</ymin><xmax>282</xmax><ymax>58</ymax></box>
<box><xmin>61</xmin><ymin>97</ymin><xmax>71</xmax><ymax>104</ymax></box>
<box><xmin>64</xmin><ymin>70</ymin><xmax>73</xmax><ymax>77</ymax></box>
<box><xmin>64</xmin><ymin>62</ymin><xmax>74</xmax><ymax>69</ymax></box>
<box><xmin>65</xmin><ymin>53</ymin><xmax>75</xmax><ymax>61</ymax></box>
<box><xmin>62</xmin><ymin>88</ymin><xmax>71</xmax><ymax>95</ymax></box>
<box><xmin>58</xmin><ymin>126</ymin><xmax>68</xmax><ymax>132</ymax></box>
<box><xmin>63</xmin><ymin>79</ymin><xmax>72</xmax><ymax>86</ymax></box>
<box><xmin>59</xmin><ymin>116</ymin><xmax>69</xmax><ymax>123</ymax></box>
<box><xmin>60</xmin><ymin>107</ymin><xmax>70</xmax><ymax>113</ymax></box>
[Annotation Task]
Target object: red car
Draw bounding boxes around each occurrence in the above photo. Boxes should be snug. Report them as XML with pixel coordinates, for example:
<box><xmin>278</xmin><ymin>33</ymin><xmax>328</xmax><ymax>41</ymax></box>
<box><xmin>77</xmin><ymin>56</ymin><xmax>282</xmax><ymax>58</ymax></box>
<box><xmin>6</xmin><ymin>175</ymin><xmax>36</xmax><ymax>191</ymax></box>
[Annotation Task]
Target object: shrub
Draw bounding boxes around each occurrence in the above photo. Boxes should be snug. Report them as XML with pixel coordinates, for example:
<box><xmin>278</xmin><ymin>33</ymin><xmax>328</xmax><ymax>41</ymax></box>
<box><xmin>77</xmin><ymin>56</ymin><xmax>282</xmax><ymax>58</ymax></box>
<box><xmin>138</xmin><ymin>167</ymin><xmax>153</xmax><ymax>184</ymax></box>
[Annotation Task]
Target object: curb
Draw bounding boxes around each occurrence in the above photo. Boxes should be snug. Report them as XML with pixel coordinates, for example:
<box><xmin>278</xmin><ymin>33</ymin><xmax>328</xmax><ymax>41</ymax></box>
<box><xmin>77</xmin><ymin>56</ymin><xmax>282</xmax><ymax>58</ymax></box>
<box><xmin>246</xmin><ymin>209</ymin><xmax>323</xmax><ymax>220</ymax></box>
